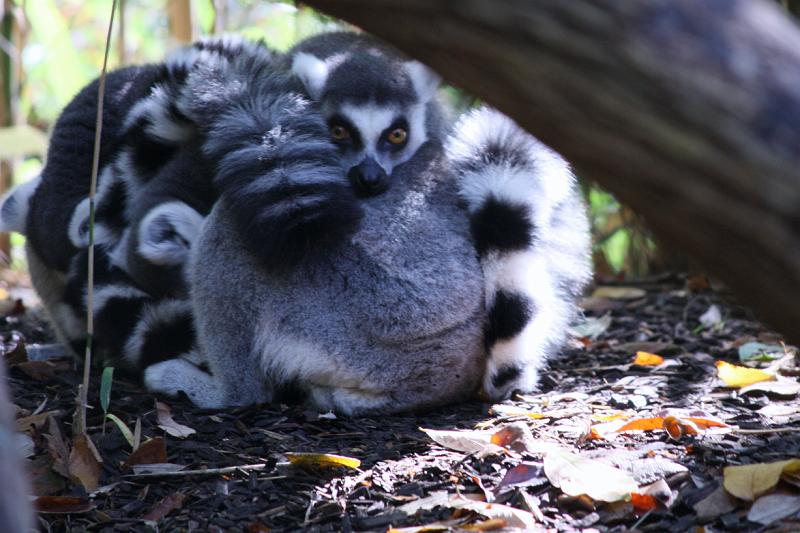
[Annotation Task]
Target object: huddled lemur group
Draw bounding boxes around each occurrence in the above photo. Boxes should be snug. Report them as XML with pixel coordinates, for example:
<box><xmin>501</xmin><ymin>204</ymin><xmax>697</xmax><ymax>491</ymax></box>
<box><xmin>0</xmin><ymin>33</ymin><xmax>592</xmax><ymax>415</ymax></box>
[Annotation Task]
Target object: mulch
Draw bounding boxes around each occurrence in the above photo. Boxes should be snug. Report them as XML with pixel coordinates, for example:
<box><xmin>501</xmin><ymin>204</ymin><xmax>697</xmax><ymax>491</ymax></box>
<box><xmin>5</xmin><ymin>273</ymin><xmax>800</xmax><ymax>532</ymax></box>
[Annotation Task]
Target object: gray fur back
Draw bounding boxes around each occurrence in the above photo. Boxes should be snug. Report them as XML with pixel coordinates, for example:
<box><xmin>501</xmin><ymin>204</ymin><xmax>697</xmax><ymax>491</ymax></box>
<box><xmin>191</xmin><ymin>144</ymin><xmax>486</xmax><ymax>414</ymax></box>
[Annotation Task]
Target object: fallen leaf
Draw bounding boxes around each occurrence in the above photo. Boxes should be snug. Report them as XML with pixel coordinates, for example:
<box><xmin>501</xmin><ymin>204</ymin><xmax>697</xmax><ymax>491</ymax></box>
<box><xmin>399</xmin><ymin>492</ymin><xmax>537</xmax><ymax>530</ymax></box>
<box><xmin>747</xmin><ymin>492</ymin><xmax>800</xmax><ymax>526</ymax></box>
<box><xmin>28</xmin><ymin>455</ymin><xmax>67</xmax><ymax>496</ymax></box>
<box><xmin>15</xmin><ymin>410</ymin><xmax>57</xmax><ymax>434</ymax></box>
<box><xmin>449</xmin><ymin>497</ymin><xmax>537</xmax><ymax>530</ymax></box>
<box><xmin>757</xmin><ymin>404</ymin><xmax>800</xmax><ymax>419</ymax></box>
<box><xmin>633</xmin><ymin>352</ymin><xmax>664</xmax><ymax>366</ymax></box>
<box><xmin>630</xmin><ymin>492</ymin><xmax>658</xmax><ymax>511</ymax></box>
<box><xmin>699</xmin><ymin>304</ymin><xmax>723</xmax><ymax>329</ymax></box>
<box><xmin>143</xmin><ymin>492</ymin><xmax>185</xmax><ymax>521</ymax></box>
<box><xmin>68</xmin><ymin>433</ymin><xmax>103</xmax><ymax>493</ymax></box>
<box><xmin>421</xmin><ymin>428</ymin><xmax>500</xmax><ymax>455</ymax></box>
<box><xmin>155</xmin><ymin>401</ymin><xmax>196</xmax><ymax>438</ymax></box>
<box><xmin>3</xmin><ymin>332</ymin><xmax>27</xmax><ymax>364</ymax></box>
<box><xmin>15</xmin><ymin>433</ymin><xmax>35</xmax><ymax>458</ymax></box>
<box><xmin>285</xmin><ymin>452</ymin><xmax>361</xmax><ymax>469</ymax></box>
<box><xmin>34</xmin><ymin>496</ymin><xmax>94</xmax><ymax>514</ymax></box>
<box><xmin>44</xmin><ymin>416</ymin><xmax>70</xmax><ymax>478</ymax></box>
<box><xmin>693</xmin><ymin>485</ymin><xmax>737</xmax><ymax>522</ymax></box>
<box><xmin>716</xmin><ymin>360</ymin><xmax>774</xmax><ymax>388</ymax></box>
<box><xmin>496</xmin><ymin>463</ymin><xmax>547</xmax><ymax>492</ymax></box>
<box><xmin>462</xmin><ymin>518</ymin><xmax>508</xmax><ymax>531</ymax></box>
<box><xmin>123</xmin><ymin>437</ymin><xmax>167</xmax><ymax>470</ymax></box>
<box><xmin>13</xmin><ymin>359</ymin><xmax>70</xmax><ymax>381</ymax></box>
<box><xmin>591</xmin><ymin>286</ymin><xmax>646</xmax><ymax>300</ymax></box>
<box><xmin>568</xmin><ymin>314</ymin><xmax>612</xmax><ymax>340</ymax></box>
<box><xmin>131</xmin><ymin>463</ymin><xmax>187</xmax><ymax>475</ymax></box>
<box><xmin>739</xmin><ymin>378</ymin><xmax>800</xmax><ymax>397</ymax></box>
<box><xmin>738</xmin><ymin>342</ymin><xmax>784</xmax><ymax>362</ymax></box>
<box><xmin>490</xmin><ymin>422</ymin><xmax>535</xmax><ymax>452</ymax></box>
<box><xmin>663</xmin><ymin>416</ymin><xmax>699</xmax><ymax>440</ymax></box>
<box><xmin>723</xmin><ymin>459</ymin><xmax>800</xmax><ymax>501</ymax></box>
<box><xmin>543</xmin><ymin>450</ymin><xmax>637</xmax><ymax>502</ymax></box>
<box><xmin>639</xmin><ymin>478</ymin><xmax>674</xmax><ymax>508</ymax></box>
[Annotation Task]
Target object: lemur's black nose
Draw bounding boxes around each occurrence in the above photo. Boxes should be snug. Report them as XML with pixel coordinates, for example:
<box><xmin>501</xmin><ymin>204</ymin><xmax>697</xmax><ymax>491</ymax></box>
<box><xmin>348</xmin><ymin>157</ymin><xmax>389</xmax><ymax>197</ymax></box>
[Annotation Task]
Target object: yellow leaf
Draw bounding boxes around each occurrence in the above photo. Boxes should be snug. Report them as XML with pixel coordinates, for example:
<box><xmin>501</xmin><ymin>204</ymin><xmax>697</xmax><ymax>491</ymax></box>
<box><xmin>724</xmin><ymin>459</ymin><xmax>800</xmax><ymax>501</ymax></box>
<box><xmin>285</xmin><ymin>452</ymin><xmax>361</xmax><ymax>469</ymax></box>
<box><xmin>591</xmin><ymin>286</ymin><xmax>646</xmax><ymax>300</ymax></box>
<box><xmin>716</xmin><ymin>360</ymin><xmax>774</xmax><ymax>388</ymax></box>
<box><xmin>634</xmin><ymin>351</ymin><xmax>664</xmax><ymax>366</ymax></box>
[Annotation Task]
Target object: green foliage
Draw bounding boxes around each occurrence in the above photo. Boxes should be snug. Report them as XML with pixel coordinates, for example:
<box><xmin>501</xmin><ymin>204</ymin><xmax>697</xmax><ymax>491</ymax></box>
<box><xmin>99</xmin><ymin>366</ymin><xmax>114</xmax><ymax>414</ymax></box>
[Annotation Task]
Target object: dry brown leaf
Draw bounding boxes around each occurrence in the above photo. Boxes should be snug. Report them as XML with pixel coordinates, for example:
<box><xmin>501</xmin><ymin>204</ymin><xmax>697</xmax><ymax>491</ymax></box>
<box><xmin>3</xmin><ymin>332</ymin><xmax>27</xmax><ymax>364</ymax></box>
<box><xmin>14</xmin><ymin>359</ymin><xmax>70</xmax><ymax>381</ymax></box>
<box><xmin>143</xmin><ymin>492</ymin><xmax>186</xmax><ymax>521</ymax></box>
<box><xmin>155</xmin><ymin>401</ymin><xmax>196</xmax><ymax>438</ymax></box>
<box><xmin>68</xmin><ymin>433</ymin><xmax>103</xmax><ymax>493</ymax></box>
<box><xmin>28</xmin><ymin>455</ymin><xmax>67</xmax><ymax>496</ymax></box>
<box><xmin>489</xmin><ymin>422</ymin><xmax>534</xmax><ymax>453</ymax></box>
<box><xmin>34</xmin><ymin>496</ymin><xmax>94</xmax><ymax>514</ymax></box>
<box><xmin>44</xmin><ymin>416</ymin><xmax>70</xmax><ymax>478</ymax></box>
<box><xmin>16</xmin><ymin>410</ymin><xmax>57</xmax><ymax>434</ymax></box>
<box><xmin>420</xmin><ymin>428</ymin><xmax>500</xmax><ymax>455</ymax></box>
<box><xmin>123</xmin><ymin>437</ymin><xmax>167</xmax><ymax>470</ymax></box>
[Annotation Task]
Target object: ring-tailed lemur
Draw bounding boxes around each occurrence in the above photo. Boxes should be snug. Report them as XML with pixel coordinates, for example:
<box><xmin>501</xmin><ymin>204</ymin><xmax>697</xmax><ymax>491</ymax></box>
<box><xmin>144</xmin><ymin>33</ymin><xmax>592</xmax><ymax>413</ymax></box>
<box><xmin>3</xmin><ymin>32</ymin><xmax>591</xmax><ymax>412</ymax></box>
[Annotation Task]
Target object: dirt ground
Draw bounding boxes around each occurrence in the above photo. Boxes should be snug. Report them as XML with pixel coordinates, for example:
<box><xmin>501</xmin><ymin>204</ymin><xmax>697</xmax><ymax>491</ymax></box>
<box><xmin>6</xmin><ymin>273</ymin><xmax>800</xmax><ymax>532</ymax></box>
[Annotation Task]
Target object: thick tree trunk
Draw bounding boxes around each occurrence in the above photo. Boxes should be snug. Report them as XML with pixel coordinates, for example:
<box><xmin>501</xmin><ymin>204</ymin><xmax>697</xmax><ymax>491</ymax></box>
<box><xmin>304</xmin><ymin>0</ymin><xmax>800</xmax><ymax>342</ymax></box>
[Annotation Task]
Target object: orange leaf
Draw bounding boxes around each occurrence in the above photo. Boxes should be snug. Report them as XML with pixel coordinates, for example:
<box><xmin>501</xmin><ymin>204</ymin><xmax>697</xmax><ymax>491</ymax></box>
<box><xmin>663</xmin><ymin>416</ymin><xmax>699</xmax><ymax>440</ymax></box>
<box><xmin>617</xmin><ymin>417</ymin><xmax>666</xmax><ymax>432</ymax></box>
<box><xmin>633</xmin><ymin>352</ymin><xmax>664</xmax><ymax>366</ymax></box>
<box><xmin>631</xmin><ymin>493</ymin><xmax>658</xmax><ymax>511</ymax></box>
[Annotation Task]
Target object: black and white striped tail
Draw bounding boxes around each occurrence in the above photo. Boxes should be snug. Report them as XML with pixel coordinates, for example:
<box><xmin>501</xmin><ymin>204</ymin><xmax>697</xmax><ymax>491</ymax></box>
<box><xmin>61</xmin><ymin>247</ymin><xmax>199</xmax><ymax>375</ymax></box>
<box><xmin>446</xmin><ymin>107</ymin><xmax>592</xmax><ymax>400</ymax></box>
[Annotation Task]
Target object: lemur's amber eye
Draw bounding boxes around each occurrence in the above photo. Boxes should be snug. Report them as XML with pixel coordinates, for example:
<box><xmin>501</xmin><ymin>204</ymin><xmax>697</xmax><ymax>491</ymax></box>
<box><xmin>387</xmin><ymin>128</ymin><xmax>408</xmax><ymax>145</ymax></box>
<box><xmin>331</xmin><ymin>125</ymin><xmax>350</xmax><ymax>141</ymax></box>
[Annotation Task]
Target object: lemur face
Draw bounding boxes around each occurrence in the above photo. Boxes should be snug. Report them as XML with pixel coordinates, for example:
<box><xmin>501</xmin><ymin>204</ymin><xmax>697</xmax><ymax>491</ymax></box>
<box><xmin>292</xmin><ymin>50</ymin><xmax>440</xmax><ymax>197</ymax></box>
<box><xmin>323</xmin><ymin>101</ymin><xmax>428</xmax><ymax>197</ymax></box>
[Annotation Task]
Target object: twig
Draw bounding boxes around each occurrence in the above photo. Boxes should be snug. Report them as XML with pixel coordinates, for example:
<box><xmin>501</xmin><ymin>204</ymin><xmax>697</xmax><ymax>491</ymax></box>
<box><xmin>732</xmin><ymin>427</ymin><xmax>800</xmax><ymax>435</ymax></box>
<box><xmin>126</xmin><ymin>463</ymin><xmax>272</xmax><ymax>479</ymax></box>
<box><xmin>77</xmin><ymin>0</ymin><xmax>117</xmax><ymax>435</ymax></box>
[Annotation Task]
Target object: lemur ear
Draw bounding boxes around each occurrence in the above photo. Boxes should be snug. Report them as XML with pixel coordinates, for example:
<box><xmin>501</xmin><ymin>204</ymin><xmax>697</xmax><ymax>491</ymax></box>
<box><xmin>292</xmin><ymin>52</ymin><xmax>330</xmax><ymax>100</ymax></box>
<box><xmin>405</xmin><ymin>60</ymin><xmax>441</xmax><ymax>102</ymax></box>
<box><xmin>138</xmin><ymin>202</ymin><xmax>204</xmax><ymax>266</ymax></box>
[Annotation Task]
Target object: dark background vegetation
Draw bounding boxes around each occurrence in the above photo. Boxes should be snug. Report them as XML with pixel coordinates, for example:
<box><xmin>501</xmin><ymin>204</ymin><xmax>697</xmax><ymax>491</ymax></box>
<box><xmin>1</xmin><ymin>0</ymin><xmax>799</xmax><ymax>279</ymax></box>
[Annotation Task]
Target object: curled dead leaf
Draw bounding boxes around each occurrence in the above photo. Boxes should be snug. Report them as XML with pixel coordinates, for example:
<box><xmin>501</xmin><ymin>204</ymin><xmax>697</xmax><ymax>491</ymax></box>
<box><xmin>68</xmin><ymin>433</ymin><xmax>103</xmax><ymax>493</ymax></box>
<box><xmin>155</xmin><ymin>401</ymin><xmax>196</xmax><ymax>438</ymax></box>
<box><xmin>123</xmin><ymin>437</ymin><xmax>167</xmax><ymax>470</ymax></box>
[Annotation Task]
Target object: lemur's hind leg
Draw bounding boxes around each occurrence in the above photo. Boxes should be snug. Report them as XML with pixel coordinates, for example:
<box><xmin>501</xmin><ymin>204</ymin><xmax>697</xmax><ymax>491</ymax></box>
<box><xmin>446</xmin><ymin>107</ymin><xmax>592</xmax><ymax>400</ymax></box>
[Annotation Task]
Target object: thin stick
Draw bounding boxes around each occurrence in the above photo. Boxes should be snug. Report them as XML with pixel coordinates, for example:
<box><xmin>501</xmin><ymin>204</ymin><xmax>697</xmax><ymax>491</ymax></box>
<box><xmin>126</xmin><ymin>463</ymin><xmax>272</xmax><ymax>479</ymax></box>
<box><xmin>78</xmin><ymin>0</ymin><xmax>117</xmax><ymax>435</ymax></box>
